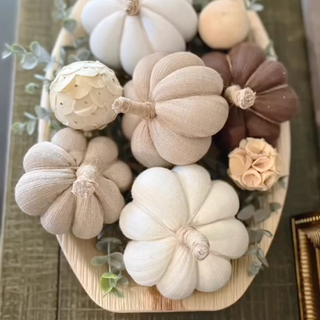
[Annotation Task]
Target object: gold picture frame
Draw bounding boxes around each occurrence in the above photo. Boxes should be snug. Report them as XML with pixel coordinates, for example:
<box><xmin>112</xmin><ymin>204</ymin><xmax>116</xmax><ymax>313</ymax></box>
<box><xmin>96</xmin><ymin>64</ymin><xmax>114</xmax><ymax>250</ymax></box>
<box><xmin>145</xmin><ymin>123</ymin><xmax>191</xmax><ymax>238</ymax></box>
<box><xmin>292</xmin><ymin>212</ymin><xmax>320</xmax><ymax>320</ymax></box>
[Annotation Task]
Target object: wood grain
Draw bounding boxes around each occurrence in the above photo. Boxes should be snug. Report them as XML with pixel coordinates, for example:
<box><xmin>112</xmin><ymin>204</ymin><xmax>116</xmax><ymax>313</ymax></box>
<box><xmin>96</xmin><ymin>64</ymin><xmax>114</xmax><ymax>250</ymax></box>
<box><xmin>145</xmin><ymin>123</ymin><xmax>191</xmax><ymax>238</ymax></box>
<box><xmin>0</xmin><ymin>0</ymin><xmax>62</xmax><ymax>319</ymax></box>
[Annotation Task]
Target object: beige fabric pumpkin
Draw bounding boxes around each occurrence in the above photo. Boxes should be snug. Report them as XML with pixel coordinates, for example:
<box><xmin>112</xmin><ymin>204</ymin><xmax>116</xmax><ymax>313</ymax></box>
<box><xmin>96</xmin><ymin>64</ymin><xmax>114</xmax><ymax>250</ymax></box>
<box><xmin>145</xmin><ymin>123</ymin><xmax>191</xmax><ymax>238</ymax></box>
<box><xmin>114</xmin><ymin>52</ymin><xmax>229</xmax><ymax>167</ymax></box>
<box><xmin>120</xmin><ymin>164</ymin><xmax>249</xmax><ymax>300</ymax></box>
<box><xmin>15</xmin><ymin>128</ymin><xmax>132</xmax><ymax>239</ymax></box>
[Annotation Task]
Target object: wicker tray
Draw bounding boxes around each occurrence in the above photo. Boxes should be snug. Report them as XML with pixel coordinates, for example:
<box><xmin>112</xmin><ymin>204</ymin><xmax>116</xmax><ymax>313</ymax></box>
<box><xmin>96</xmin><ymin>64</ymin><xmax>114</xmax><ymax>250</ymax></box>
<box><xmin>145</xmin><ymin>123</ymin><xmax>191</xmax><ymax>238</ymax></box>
<box><xmin>38</xmin><ymin>0</ymin><xmax>290</xmax><ymax>312</ymax></box>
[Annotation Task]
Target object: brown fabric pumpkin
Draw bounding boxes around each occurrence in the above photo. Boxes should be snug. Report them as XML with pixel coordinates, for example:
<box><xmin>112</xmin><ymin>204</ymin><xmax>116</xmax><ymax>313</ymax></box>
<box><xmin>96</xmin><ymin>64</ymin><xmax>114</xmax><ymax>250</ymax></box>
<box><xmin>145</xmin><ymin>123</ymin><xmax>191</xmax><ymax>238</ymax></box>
<box><xmin>202</xmin><ymin>43</ymin><xmax>299</xmax><ymax>151</ymax></box>
<box><xmin>15</xmin><ymin>128</ymin><xmax>132</xmax><ymax>239</ymax></box>
<box><xmin>113</xmin><ymin>52</ymin><xmax>229</xmax><ymax>168</ymax></box>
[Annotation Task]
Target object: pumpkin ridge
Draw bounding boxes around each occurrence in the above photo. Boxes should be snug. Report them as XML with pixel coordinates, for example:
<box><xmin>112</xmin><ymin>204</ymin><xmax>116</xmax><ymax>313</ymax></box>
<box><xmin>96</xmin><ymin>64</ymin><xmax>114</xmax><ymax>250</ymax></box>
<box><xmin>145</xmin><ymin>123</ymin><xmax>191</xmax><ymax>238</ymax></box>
<box><xmin>247</xmin><ymin>108</ymin><xmax>280</xmax><ymax>125</ymax></box>
<box><xmin>136</xmin><ymin>9</ymin><xmax>154</xmax><ymax>53</ymax></box>
<box><xmin>256</xmin><ymin>83</ymin><xmax>289</xmax><ymax>95</ymax></box>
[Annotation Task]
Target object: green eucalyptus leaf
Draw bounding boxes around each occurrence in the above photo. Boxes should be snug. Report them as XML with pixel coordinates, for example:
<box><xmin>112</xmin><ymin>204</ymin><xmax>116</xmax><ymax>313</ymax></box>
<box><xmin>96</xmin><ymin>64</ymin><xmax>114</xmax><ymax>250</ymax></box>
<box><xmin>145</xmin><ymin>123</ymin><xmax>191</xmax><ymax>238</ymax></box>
<box><xmin>30</xmin><ymin>41</ymin><xmax>42</xmax><ymax>57</ymax></box>
<box><xmin>26</xmin><ymin>120</ymin><xmax>37</xmax><ymax>135</ymax></box>
<box><xmin>237</xmin><ymin>205</ymin><xmax>255</xmax><ymax>221</ymax></box>
<box><xmin>75</xmin><ymin>36</ymin><xmax>89</xmax><ymax>48</ymax></box>
<box><xmin>259</xmin><ymin>229</ymin><xmax>273</xmax><ymax>238</ymax></box>
<box><xmin>118</xmin><ymin>275</ymin><xmax>129</xmax><ymax>287</ymax></box>
<box><xmin>34</xmin><ymin>74</ymin><xmax>46</xmax><ymax>81</ymax></box>
<box><xmin>54</xmin><ymin>0</ymin><xmax>67</xmax><ymax>11</ymax></box>
<box><xmin>39</xmin><ymin>47</ymin><xmax>51</xmax><ymax>63</ymax></box>
<box><xmin>270</xmin><ymin>202</ymin><xmax>281</xmax><ymax>212</ymax></box>
<box><xmin>25</xmin><ymin>83</ymin><xmax>40</xmax><ymax>94</ymax></box>
<box><xmin>76</xmin><ymin>47</ymin><xmax>91</xmax><ymax>61</ymax></box>
<box><xmin>257</xmin><ymin>248</ymin><xmax>269</xmax><ymax>267</ymax></box>
<box><xmin>12</xmin><ymin>122</ymin><xmax>27</xmax><ymax>135</ymax></box>
<box><xmin>63</xmin><ymin>18</ymin><xmax>77</xmax><ymax>33</ymax></box>
<box><xmin>44</xmin><ymin>59</ymin><xmax>55</xmax><ymax>72</ymax></box>
<box><xmin>100</xmin><ymin>277</ymin><xmax>113</xmax><ymax>295</ymax></box>
<box><xmin>62</xmin><ymin>45</ymin><xmax>77</xmax><ymax>51</ymax></box>
<box><xmin>66</xmin><ymin>6</ymin><xmax>74</xmax><ymax>17</ymax></box>
<box><xmin>96</xmin><ymin>237</ymin><xmax>122</xmax><ymax>253</ymax></box>
<box><xmin>21</xmin><ymin>53</ymin><xmax>38</xmax><ymax>70</ymax></box>
<box><xmin>5</xmin><ymin>43</ymin><xmax>12</xmax><ymax>51</ymax></box>
<box><xmin>68</xmin><ymin>54</ymin><xmax>80</xmax><ymax>64</ymax></box>
<box><xmin>35</xmin><ymin>106</ymin><xmax>52</xmax><ymax>121</ymax></box>
<box><xmin>101</xmin><ymin>272</ymin><xmax>120</xmax><ymax>280</ymax></box>
<box><xmin>250</xmin><ymin>3</ymin><xmax>264</xmax><ymax>11</ymax></box>
<box><xmin>60</xmin><ymin>47</ymin><xmax>66</xmax><ymax>63</ymax></box>
<box><xmin>111</xmin><ymin>287</ymin><xmax>124</xmax><ymax>298</ymax></box>
<box><xmin>24</xmin><ymin>112</ymin><xmax>37</xmax><ymax>120</ymax></box>
<box><xmin>248</xmin><ymin>229</ymin><xmax>264</xmax><ymax>244</ymax></box>
<box><xmin>11</xmin><ymin>43</ymin><xmax>27</xmax><ymax>53</ymax></box>
<box><xmin>254</xmin><ymin>208</ymin><xmax>272</xmax><ymax>223</ymax></box>
<box><xmin>52</xmin><ymin>11</ymin><xmax>65</xmax><ymax>20</ymax></box>
<box><xmin>248</xmin><ymin>261</ymin><xmax>261</xmax><ymax>276</ymax></box>
<box><xmin>246</xmin><ymin>247</ymin><xmax>258</xmax><ymax>256</ymax></box>
<box><xmin>2</xmin><ymin>50</ymin><xmax>12</xmax><ymax>59</ymax></box>
<box><xmin>91</xmin><ymin>255</ymin><xmax>110</xmax><ymax>267</ymax></box>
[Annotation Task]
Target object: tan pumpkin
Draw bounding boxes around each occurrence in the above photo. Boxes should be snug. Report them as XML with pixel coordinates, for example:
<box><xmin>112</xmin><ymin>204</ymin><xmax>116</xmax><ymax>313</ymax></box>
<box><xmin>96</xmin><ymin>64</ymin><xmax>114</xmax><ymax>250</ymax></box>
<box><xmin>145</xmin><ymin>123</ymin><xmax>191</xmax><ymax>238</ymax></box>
<box><xmin>114</xmin><ymin>52</ymin><xmax>229</xmax><ymax>167</ymax></box>
<box><xmin>15</xmin><ymin>128</ymin><xmax>132</xmax><ymax>239</ymax></box>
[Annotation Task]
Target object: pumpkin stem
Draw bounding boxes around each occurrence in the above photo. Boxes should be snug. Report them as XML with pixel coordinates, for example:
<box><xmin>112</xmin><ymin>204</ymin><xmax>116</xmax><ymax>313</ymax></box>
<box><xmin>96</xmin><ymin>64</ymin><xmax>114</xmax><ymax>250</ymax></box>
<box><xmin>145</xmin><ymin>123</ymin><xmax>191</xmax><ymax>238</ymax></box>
<box><xmin>72</xmin><ymin>165</ymin><xmax>98</xmax><ymax>199</ymax></box>
<box><xmin>224</xmin><ymin>85</ymin><xmax>256</xmax><ymax>110</ymax></box>
<box><xmin>126</xmin><ymin>0</ymin><xmax>140</xmax><ymax>15</ymax></box>
<box><xmin>176</xmin><ymin>226</ymin><xmax>210</xmax><ymax>261</ymax></box>
<box><xmin>112</xmin><ymin>97</ymin><xmax>156</xmax><ymax>120</ymax></box>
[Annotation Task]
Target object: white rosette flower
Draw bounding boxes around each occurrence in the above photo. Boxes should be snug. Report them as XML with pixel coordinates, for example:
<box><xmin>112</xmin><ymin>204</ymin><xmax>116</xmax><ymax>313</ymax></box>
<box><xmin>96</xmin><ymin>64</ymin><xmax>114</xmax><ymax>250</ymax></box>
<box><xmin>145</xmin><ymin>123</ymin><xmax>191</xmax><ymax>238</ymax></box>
<box><xmin>50</xmin><ymin>61</ymin><xmax>123</xmax><ymax>131</ymax></box>
<box><xmin>120</xmin><ymin>164</ymin><xmax>249</xmax><ymax>300</ymax></box>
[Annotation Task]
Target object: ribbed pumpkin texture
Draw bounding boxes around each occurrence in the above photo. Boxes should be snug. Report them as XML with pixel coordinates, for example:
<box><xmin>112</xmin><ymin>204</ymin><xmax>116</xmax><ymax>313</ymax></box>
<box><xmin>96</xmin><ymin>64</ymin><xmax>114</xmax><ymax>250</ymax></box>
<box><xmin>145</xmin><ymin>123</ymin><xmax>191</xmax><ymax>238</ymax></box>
<box><xmin>15</xmin><ymin>128</ymin><xmax>132</xmax><ymax>239</ymax></box>
<box><xmin>120</xmin><ymin>164</ymin><xmax>249</xmax><ymax>300</ymax></box>
<box><xmin>115</xmin><ymin>52</ymin><xmax>229</xmax><ymax>168</ymax></box>
<box><xmin>81</xmin><ymin>0</ymin><xmax>198</xmax><ymax>75</ymax></box>
<box><xmin>202</xmin><ymin>43</ymin><xmax>299</xmax><ymax>151</ymax></box>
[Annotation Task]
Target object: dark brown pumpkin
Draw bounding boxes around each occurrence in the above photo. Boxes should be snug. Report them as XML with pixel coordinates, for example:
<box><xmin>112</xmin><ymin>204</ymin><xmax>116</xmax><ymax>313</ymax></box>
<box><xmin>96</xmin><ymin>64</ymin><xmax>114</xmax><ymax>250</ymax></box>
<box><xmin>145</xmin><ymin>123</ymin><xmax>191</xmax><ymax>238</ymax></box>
<box><xmin>202</xmin><ymin>43</ymin><xmax>299</xmax><ymax>151</ymax></box>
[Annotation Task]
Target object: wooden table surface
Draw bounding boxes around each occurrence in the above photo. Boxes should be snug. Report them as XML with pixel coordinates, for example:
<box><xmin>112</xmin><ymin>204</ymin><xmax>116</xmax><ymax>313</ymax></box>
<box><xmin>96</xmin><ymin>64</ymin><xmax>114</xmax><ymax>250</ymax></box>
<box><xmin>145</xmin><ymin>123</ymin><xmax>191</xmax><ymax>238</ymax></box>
<box><xmin>1</xmin><ymin>0</ymin><xmax>319</xmax><ymax>319</ymax></box>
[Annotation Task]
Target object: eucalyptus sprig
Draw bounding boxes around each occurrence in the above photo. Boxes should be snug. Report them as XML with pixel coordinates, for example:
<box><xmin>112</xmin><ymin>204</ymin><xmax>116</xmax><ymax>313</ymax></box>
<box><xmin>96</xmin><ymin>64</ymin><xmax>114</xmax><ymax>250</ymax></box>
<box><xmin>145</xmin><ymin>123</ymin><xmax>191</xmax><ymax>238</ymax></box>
<box><xmin>244</xmin><ymin>0</ymin><xmax>264</xmax><ymax>12</ymax></box>
<box><xmin>237</xmin><ymin>192</ymin><xmax>282</xmax><ymax>276</ymax></box>
<box><xmin>12</xmin><ymin>106</ymin><xmax>63</xmax><ymax>136</ymax></box>
<box><xmin>91</xmin><ymin>234</ymin><xmax>129</xmax><ymax>298</ymax></box>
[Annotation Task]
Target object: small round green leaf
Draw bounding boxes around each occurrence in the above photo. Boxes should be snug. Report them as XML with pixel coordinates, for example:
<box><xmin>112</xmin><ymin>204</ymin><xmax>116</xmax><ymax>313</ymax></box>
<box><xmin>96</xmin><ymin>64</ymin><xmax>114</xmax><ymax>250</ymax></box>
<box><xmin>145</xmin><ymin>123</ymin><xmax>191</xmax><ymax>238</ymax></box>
<box><xmin>12</xmin><ymin>122</ymin><xmax>27</xmax><ymax>135</ymax></box>
<box><xmin>11</xmin><ymin>44</ymin><xmax>27</xmax><ymax>53</ymax></box>
<box><xmin>91</xmin><ymin>255</ymin><xmax>110</xmax><ymax>267</ymax></box>
<box><xmin>248</xmin><ymin>229</ymin><xmax>263</xmax><ymax>244</ymax></box>
<box><xmin>248</xmin><ymin>261</ymin><xmax>261</xmax><ymax>276</ymax></box>
<box><xmin>254</xmin><ymin>208</ymin><xmax>272</xmax><ymax>223</ymax></box>
<box><xmin>101</xmin><ymin>272</ymin><xmax>120</xmax><ymax>280</ymax></box>
<box><xmin>24</xmin><ymin>112</ymin><xmax>37</xmax><ymax>120</ymax></box>
<box><xmin>237</xmin><ymin>205</ymin><xmax>255</xmax><ymax>221</ymax></box>
<box><xmin>100</xmin><ymin>277</ymin><xmax>113</xmax><ymax>295</ymax></box>
<box><xmin>26</xmin><ymin>120</ymin><xmax>37</xmax><ymax>135</ymax></box>
<box><xmin>30</xmin><ymin>41</ymin><xmax>42</xmax><ymax>57</ymax></box>
<box><xmin>25</xmin><ymin>83</ymin><xmax>40</xmax><ymax>94</ymax></box>
<box><xmin>257</xmin><ymin>248</ymin><xmax>269</xmax><ymax>267</ymax></box>
<box><xmin>118</xmin><ymin>275</ymin><xmax>129</xmax><ymax>287</ymax></box>
<box><xmin>270</xmin><ymin>202</ymin><xmax>281</xmax><ymax>212</ymax></box>
<box><xmin>2</xmin><ymin>50</ymin><xmax>12</xmax><ymax>59</ymax></box>
<box><xmin>21</xmin><ymin>53</ymin><xmax>38</xmax><ymax>70</ymax></box>
<box><xmin>76</xmin><ymin>47</ymin><xmax>91</xmax><ymax>61</ymax></box>
<box><xmin>68</xmin><ymin>54</ymin><xmax>80</xmax><ymax>64</ymax></box>
<box><xmin>63</xmin><ymin>18</ymin><xmax>77</xmax><ymax>33</ymax></box>
<box><xmin>111</xmin><ymin>287</ymin><xmax>124</xmax><ymax>298</ymax></box>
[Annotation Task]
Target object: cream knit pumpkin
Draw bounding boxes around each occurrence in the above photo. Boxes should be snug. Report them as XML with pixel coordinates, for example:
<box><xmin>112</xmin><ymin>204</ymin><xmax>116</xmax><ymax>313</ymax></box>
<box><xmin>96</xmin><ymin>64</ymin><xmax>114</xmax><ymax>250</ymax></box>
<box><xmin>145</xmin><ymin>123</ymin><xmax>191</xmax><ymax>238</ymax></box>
<box><xmin>15</xmin><ymin>128</ymin><xmax>132</xmax><ymax>239</ymax></box>
<box><xmin>50</xmin><ymin>61</ymin><xmax>123</xmax><ymax>131</ymax></box>
<box><xmin>114</xmin><ymin>52</ymin><xmax>229</xmax><ymax>167</ymax></box>
<box><xmin>120</xmin><ymin>165</ymin><xmax>249</xmax><ymax>300</ymax></box>
<box><xmin>81</xmin><ymin>0</ymin><xmax>198</xmax><ymax>75</ymax></box>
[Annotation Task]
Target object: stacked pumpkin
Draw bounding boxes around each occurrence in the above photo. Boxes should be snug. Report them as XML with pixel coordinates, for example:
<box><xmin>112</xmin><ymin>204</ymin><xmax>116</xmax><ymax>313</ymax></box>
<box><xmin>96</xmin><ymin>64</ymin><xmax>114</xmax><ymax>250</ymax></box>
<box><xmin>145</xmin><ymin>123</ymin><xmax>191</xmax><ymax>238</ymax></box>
<box><xmin>15</xmin><ymin>0</ymin><xmax>299</xmax><ymax>301</ymax></box>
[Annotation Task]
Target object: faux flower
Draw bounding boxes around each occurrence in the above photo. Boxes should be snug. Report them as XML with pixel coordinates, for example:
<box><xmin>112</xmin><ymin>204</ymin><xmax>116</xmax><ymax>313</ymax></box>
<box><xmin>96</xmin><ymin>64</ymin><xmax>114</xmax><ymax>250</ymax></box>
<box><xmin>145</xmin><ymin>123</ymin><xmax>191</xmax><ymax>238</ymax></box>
<box><xmin>50</xmin><ymin>61</ymin><xmax>123</xmax><ymax>131</ymax></box>
<box><xmin>228</xmin><ymin>138</ymin><xmax>283</xmax><ymax>191</ymax></box>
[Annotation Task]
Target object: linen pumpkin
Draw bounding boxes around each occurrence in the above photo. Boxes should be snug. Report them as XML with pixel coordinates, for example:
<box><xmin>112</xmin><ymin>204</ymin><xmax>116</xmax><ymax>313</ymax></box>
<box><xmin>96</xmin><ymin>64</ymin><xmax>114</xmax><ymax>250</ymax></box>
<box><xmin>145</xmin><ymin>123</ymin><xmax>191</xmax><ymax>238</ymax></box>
<box><xmin>15</xmin><ymin>128</ymin><xmax>132</xmax><ymax>239</ymax></box>
<box><xmin>120</xmin><ymin>164</ymin><xmax>249</xmax><ymax>300</ymax></box>
<box><xmin>113</xmin><ymin>52</ymin><xmax>229</xmax><ymax>168</ymax></box>
<box><xmin>81</xmin><ymin>0</ymin><xmax>198</xmax><ymax>75</ymax></box>
<box><xmin>202</xmin><ymin>43</ymin><xmax>299</xmax><ymax>151</ymax></box>
<box><xmin>199</xmin><ymin>0</ymin><xmax>250</xmax><ymax>49</ymax></box>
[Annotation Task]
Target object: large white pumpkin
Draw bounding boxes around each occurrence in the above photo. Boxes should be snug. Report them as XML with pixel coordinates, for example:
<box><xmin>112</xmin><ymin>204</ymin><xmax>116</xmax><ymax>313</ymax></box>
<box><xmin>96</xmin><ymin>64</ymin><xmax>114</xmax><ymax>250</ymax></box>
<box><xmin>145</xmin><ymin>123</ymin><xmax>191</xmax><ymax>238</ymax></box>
<box><xmin>120</xmin><ymin>165</ymin><xmax>249</xmax><ymax>300</ymax></box>
<box><xmin>81</xmin><ymin>0</ymin><xmax>198</xmax><ymax>75</ymax></box>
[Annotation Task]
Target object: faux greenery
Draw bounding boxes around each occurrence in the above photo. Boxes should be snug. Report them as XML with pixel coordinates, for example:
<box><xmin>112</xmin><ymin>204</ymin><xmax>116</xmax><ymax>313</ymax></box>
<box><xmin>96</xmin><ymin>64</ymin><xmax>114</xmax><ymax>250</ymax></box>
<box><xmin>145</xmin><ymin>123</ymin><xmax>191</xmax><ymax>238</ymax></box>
<box><xmin>91</xmin><ymin>226</ymin><xmax>129</xmax><ymax>297</ymax></box>
<box><xmin>2</xmin><ymin>0</ymin><xmax>91</xmax><ymax>137</ymax></box>
<box><xmin>237</xmin><ymin>191</ymin><xmax>283</xmax><ymax>276</ymax></box>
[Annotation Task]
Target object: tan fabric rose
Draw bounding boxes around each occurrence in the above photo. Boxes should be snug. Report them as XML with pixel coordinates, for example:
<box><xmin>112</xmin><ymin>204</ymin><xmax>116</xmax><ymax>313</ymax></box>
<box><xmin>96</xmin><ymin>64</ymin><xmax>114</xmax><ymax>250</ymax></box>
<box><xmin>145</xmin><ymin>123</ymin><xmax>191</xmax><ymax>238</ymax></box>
<box><xmin>228</xmin><ymin>138</ymin><xmax>282</xmax><ymax>191</ymax></box>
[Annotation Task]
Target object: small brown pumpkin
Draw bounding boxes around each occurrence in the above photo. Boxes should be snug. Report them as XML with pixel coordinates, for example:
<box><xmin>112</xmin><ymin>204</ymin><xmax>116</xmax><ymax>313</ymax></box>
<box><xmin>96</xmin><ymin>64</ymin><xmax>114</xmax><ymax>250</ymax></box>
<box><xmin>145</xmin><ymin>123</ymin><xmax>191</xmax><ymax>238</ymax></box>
<box><xmin>202</xmin><ymin>43</ymin><xmax>299</xmax><ymax>151</ymax></box>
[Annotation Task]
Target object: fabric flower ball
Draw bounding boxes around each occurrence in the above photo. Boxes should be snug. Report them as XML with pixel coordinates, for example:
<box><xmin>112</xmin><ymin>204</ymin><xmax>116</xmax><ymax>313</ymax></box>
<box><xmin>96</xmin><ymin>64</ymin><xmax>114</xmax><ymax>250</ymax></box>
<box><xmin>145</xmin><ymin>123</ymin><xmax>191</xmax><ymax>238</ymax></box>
<box><xmin>228</xmin><ymin>138</ymin><xmax>283</xmax><ymax>191</ymax></box>
<box><xmin>50</xmin><ymin>61</ymin><xmax>123</xmax><ymax>131</ymax></box>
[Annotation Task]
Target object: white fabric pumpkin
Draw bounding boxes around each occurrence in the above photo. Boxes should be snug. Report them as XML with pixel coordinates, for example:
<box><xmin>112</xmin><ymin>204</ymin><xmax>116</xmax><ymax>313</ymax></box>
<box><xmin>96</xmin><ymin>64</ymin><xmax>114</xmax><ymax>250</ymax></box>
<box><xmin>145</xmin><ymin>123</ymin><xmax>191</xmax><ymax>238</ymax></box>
<box><xmin>81</xmin><ymin>0</ymin><xmax>198</xmax><ymax>75</ymax></box>
<box><xmin>120</xmin><ymin>165</ymin><xmax>249</xmax><ymax>300</ymax></box>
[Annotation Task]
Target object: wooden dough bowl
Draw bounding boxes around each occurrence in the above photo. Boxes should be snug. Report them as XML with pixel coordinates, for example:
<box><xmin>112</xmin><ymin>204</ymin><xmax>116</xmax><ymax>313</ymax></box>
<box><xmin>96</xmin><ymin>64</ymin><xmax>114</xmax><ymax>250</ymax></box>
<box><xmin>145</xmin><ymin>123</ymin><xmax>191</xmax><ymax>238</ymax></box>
<box><xmin>38</xmin><ymin>0</ymin><xmax>290</xmax><ymax>313</ymax></box>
